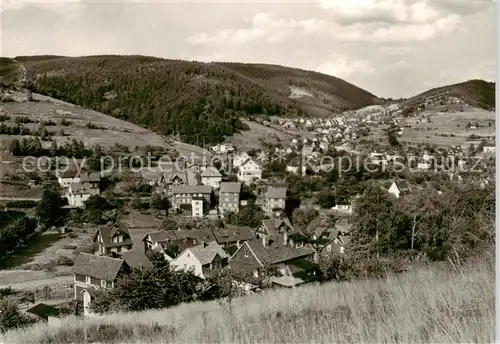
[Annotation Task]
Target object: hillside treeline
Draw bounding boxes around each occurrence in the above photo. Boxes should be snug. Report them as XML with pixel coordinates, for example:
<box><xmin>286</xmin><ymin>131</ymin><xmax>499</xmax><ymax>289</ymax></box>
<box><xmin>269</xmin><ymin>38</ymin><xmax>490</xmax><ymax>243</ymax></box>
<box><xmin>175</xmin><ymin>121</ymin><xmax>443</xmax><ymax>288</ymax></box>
<box><xmin>21</xmin><ymin>56</ymin><xmax>283</xmax><ymax>145</ymax></box>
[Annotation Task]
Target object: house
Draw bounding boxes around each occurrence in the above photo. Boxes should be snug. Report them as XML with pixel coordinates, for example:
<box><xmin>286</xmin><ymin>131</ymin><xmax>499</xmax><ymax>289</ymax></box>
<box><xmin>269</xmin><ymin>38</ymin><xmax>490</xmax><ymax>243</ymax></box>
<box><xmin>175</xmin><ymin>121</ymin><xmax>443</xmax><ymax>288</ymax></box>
<box><xmin>200</xmin><ymin>166</ymin><xmax>222</xmax><ymax>189</ymax></box>
<box><xmin>212</xmin><ymin>225</ymin><xmax>255</xmax><ymax>249</ymax></box>
<box><xmin>170</xmin><ymin>185</ymin><xmax>212</xmax><ymax>218</ymax></box>
<box><xmin>56</xmin><ymin>170</ymin><xmax>100</xmax><ymax>189</ymax></box>
<box><xmin>65</xmin><ymin>182</ymin><xmax>100</xmax><ymax>208</ymax></box>
<box><xmin>93</xmin><ymin>224</ymin><xmax>134</xmax><ymax>255</ymax></box>
<box><xmin>232</xmin><ymin>152</ymin><xmax>251</xmax><ymax>169</ymax></box>
<box><xmin>169</xmin><ymin>242</ymin><xmax>229</xmax><ymax>278</ymax></box>
<box><xmin>388</xmin><ymin>180</ymin><xmax>410</xmax><ymax>198</ymax></box>
<box><xmin>211</xmin><ymin>143</ymin><xmax>234</xmax><ymax>154</ymax></box>
<box><xmin>265</xmin><ymin>186</ymin><xmax>287</xmax><ymax>216</ymax></box>
<box><xmin>237</xmin><ymin>158</ymin><xmax>262</xmax><ymax>184</ymax></box>
<box><xmin>73</xmin><ymin>253</ymin><xmax>131</xmax><ymax>315</ymax></box>
<box><xmin>229</xmin><ymin>233</ymin><xmax>317</xmax><ymax>288</ymax></box>
<box><xmin>331</xmin><ymin>200</ymin><xmax>352</xmax><ymax>214</ymax></box>
<box><xmin>255</xmin><ymin>218</ymin><xmax>294</xmax><ymax>239</ymax></box>
<box><xmin>26</xmin><ymin>303</ymin><xmax>61</xmax><ymax>324</ymax></box>
<box><xmin>219</xmin><ymin>182</ymin><xmax>242</xmax><ymax>215</ymax></box>
<box><xmin>286</xmin><ymin>159</ymin><xmax>306</xmax><ymax>176</ymax></box>
<box><xmin>159</xmin><ymin>169</ymin><xmax>188</xmax><ymax>188</ymax></box>
<box><xmin>483</xmin><ymin>144</ymin><xmax>495</xmax><ymax>154</ymax></box>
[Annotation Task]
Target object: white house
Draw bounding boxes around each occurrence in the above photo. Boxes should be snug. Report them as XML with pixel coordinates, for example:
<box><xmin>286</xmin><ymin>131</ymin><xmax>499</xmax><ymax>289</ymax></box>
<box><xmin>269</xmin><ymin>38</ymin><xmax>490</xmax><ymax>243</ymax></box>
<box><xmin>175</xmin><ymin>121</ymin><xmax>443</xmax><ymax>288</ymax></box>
<box><xmin>237</xmin><ymin>158</ymin><xmax>262</xmax><ymax>184</ymax></box>
<box><xmin>65</xmin><ymin>182</ymin><xmax>100</xmax><ymax>208</ymax></box>
<box><xmin>388</xmin><ymin>181</ymin><xmax>410</xmax><ymax>198</ymax></box>
<box><xmin>232</xmin><ymin>152</ymin><xmax>251</xmax><ymax>169</ymax></box>
<box><xmin>200</xmin><ymin>166</ymin><xmax>222</xmax><ymax>189</ymax></box>
<box><xmin>169</xmin><ymin>243</ymin><xmax>229</xmax><ymax>279</ymax></box>
<box><xmin>483</xmin><ymin>144</ymin><xmax>495</xmax><ymax>154</ymax></box>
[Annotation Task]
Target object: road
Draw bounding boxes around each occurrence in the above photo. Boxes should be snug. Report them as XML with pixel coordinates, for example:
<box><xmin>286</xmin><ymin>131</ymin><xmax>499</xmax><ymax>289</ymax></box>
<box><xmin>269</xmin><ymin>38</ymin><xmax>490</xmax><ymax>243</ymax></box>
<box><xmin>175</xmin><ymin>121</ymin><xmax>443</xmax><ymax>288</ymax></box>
<box><xmin>0</xmin><ymin>197</ymin><xmax>42</xmax><ymax>201</ymax></box>
<box><xmin>0</xmin><ymin>275</ymin><xmax>73</xmax><ymax>290</ymax></box>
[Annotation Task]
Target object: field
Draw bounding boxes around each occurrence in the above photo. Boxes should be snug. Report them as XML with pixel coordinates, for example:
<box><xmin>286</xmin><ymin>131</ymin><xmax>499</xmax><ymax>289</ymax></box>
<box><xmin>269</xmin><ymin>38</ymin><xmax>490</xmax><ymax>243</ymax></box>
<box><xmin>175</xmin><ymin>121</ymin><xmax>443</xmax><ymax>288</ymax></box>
<box><xmin>1</xmin><ymin>257</ymin><xmax>493</xmax><ymax>344</ymax></box>
<box><xmin>232</xmin><ymin>119</ymin><xmax>315</xmax><ymax>151</ymax></box>
<box><xmin>369</xmin><ymin>106</ymin><xmax>495</xmax><ymax>147</ymax></box>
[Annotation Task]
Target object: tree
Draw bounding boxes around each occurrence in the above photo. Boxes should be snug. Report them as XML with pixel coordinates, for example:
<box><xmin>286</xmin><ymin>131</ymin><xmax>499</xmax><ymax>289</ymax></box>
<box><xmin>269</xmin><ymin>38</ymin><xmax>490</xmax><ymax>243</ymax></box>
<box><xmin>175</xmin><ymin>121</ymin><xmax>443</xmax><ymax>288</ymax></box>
<box><xmin>36</xmin><ymin>186</ymin><xmax>67</xmax><ymax>228</ymax></box>
<box><xmin>151</xmin><ymin>194</ymin><xmax>170</xmax><ymax>214</ymax></box>
<box><xmin>291</xmin><ymin>207</ymin><xmax>318</xmax><ymax>230</ymax></box>
<box><xmin>319</xmin><ymin>255</ymin><xmax>353</xmax><ymax>282</ymax></box>
<box><xmin>316</xmin><ymin>191</ymin><xmax>336</xmax><ymax>209</ymax></box>
<box><xmin>91</xmin><ymin>266</ymin><xmax>203</xmax><ymax>313</ymax></box>
<box><xmin>0</xmin><ymin>299</ymin><xmax>37</xmax><ymax>332</ymax></box>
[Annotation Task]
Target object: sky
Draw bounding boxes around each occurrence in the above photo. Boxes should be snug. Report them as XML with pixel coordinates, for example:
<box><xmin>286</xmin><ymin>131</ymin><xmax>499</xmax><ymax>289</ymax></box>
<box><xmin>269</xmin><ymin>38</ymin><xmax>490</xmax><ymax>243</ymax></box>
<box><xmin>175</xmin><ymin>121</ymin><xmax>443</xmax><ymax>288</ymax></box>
<box><xmin>0</xmin><ymin>0</ymin><xmax>496</xmax><ymax>98</ymax></box>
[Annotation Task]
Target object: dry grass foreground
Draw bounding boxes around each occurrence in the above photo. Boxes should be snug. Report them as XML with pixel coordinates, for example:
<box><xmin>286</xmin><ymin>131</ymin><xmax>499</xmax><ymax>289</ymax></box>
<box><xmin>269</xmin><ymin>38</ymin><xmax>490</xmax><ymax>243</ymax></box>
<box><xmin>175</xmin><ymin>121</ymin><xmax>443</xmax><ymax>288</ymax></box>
<box><xmin>2</xmin><ymin>257</ymin><xmax>494</xmax><ymax>344</ymax></box>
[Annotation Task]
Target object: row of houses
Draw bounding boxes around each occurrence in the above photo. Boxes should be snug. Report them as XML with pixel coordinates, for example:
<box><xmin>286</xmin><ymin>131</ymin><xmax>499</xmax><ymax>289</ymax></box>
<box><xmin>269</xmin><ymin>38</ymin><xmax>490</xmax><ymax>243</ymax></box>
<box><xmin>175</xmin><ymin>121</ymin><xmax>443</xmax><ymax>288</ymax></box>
<box><xmin>73</xmin><ymin>214</ymin><xmax>349</xmax><ymax>315</ymax></box>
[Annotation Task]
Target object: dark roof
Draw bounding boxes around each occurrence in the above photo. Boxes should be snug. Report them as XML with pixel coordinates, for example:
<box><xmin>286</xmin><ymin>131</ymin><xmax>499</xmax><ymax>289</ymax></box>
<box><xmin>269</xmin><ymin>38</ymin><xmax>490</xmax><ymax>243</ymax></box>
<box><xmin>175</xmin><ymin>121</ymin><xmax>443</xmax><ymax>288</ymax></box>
<box><xmin>57</xmin><ymin>169</ymin><xmax>79</xmax><ymax>178</ymax></box>
<box><xmin>170</xmin><ymin>185</ymin><xmax>212</xmax><ymax>194</ymax></box>
<box><xmin>245</xmin><ymin>239</ymin><xmax>314</xmax><ymax>265</ymax></box>
<box><xmin>394</xmin><ymin>180</ymin><xmax>410</xmax><ymax>191</ymax></box>
<box><xmin>94</xmin><ymin>224</ymin><xmax>133</xmax><ymax>248</ymax></box>
<box><xmin>26</xmin><ymin>303</ymin><xmax>60</xmax><ymax>319</ymax></box>
<box><xmin>260</xmin><ymin>218</ymin><xmax>293</xmax><ymax>236</ymax></box>
<box><xmin>143</xmin><ymin>230</ymin><xmax>177</xmax><ymax>244</ymax></box>
<box><xmin>213</xmin><ymin>225</ymin><xmax>255</xmax><ymax>244</ymax></box>
<box><xmin>287</xmin><ymin>258</ymin><xmax>318</xmax><ymax>274</ymax></box>
<box><xmin>267</xmin><ymin>186</ymin><xmax>287</xmax><ymax>199</ymax></box>
<box><xmin>121</xmin><ymin>250</ymin><xmax>153</xmax><ymax>269</ymax></box>
<box><xmin>73</xmin><ymin>253</ymin><xmax>127</xmax><ymax>280</ymax></box>
<box><xmin>80</xmin><ymin>171</ymin><xmax>101</xmax><ymax>182</ymax></box>
<box><xmin>220</xmin><ymin>182</ymin><xmax>242</xmax><ymax>193</ymax></box>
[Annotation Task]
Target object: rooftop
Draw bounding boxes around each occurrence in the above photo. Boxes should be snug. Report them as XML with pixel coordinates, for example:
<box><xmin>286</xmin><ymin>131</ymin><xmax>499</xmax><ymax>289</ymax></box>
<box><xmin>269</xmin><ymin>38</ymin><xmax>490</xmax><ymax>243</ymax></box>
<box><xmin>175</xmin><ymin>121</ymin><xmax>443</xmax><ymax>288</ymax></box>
<box><xmin>170</xmin><ymin>185</ymin><xmax>212</xmax><ymax>194</ymax></box>
<box><xmin>73</xmin><ymin>253</ymin><xmax>127</xmax><ymax>281</ymax></box>
<box><xmin>187</xmin><ymin>243</ymin><xmax>229</xmax><ymax>265</ymax></box>
<box><xmin>267</xmin><ymin>186</ymin><xmax>287</xmax><ymax>199</ymax></box>
<box><xmin>220</xmin><ymin>182</ymin><xmax>242</xmax><ymax>193</ymax></box>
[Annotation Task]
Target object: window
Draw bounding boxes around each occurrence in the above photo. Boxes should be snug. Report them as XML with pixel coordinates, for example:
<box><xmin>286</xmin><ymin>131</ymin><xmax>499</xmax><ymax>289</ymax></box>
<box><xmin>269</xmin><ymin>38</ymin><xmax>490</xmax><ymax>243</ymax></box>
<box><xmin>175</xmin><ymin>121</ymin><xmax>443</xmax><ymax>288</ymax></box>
<box><xmin>101</xmin><ymin>280</ymin><xmax>107</xmax><ymax>288</ymax></box>
<box><xmin>327</xmin><ymin>245</ymin><xmax>332</xmax><ymax>252</ymax></box>
<box><xmin>244</xmin><ymin>249</ymin><xmax>249</xmax><ymax>258</ymax></box>
<box><xmin>118</xmin><ymin>236</ymin><xmax>123</xmax><ymax>242</ymax></box>
<box><xmin>296</xmin><ymin>241</ymin><xmax>304</xmax><ymax>248</ymax></box>
<box><xmin>85</xmin><ymin>276</ymin><xmax>91</xmax><ymax>284</ymax></box>
<box><xmin>183</xmin><ymin>264</ymin><xmax>187</xmax><ymax>270</ymax></box>
<box><xmin>187</xmin><ymin>253</ymin><xmax>190</xmax><ymax>258</ymax></box>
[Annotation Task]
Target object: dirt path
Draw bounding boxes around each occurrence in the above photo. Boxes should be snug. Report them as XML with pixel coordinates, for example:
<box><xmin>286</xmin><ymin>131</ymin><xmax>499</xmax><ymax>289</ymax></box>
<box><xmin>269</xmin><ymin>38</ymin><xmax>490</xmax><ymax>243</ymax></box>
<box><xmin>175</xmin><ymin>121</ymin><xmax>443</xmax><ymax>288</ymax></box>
<box><xmin>0</xmin><ymin>275</ymin><xmax>72</xmax><ymax>290</ymax></box>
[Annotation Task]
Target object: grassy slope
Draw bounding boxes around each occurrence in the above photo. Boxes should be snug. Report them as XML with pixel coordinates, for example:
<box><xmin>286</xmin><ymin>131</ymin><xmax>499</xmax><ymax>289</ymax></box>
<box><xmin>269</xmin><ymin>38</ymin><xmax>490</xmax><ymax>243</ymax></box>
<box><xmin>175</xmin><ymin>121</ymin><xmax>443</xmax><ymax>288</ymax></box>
<box><xmin>403</xmin><ymin>79</ymin><xmax>496</xmax><ymax>111</ymax></box>
<box><xmin>2</xmin><ymin>258</ymin><xmax>493</xmax><ymax>344</ymax></box>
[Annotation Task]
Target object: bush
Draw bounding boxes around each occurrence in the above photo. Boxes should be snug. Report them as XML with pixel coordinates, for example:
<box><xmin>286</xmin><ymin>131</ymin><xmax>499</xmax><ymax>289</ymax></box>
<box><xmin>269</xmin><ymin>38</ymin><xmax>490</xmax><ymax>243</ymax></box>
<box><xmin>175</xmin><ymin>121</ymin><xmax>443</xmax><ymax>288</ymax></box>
<box><xmin>5</xmin><ymin>200</ymin><xmax>38</xmax><ymax>208</ymax></box>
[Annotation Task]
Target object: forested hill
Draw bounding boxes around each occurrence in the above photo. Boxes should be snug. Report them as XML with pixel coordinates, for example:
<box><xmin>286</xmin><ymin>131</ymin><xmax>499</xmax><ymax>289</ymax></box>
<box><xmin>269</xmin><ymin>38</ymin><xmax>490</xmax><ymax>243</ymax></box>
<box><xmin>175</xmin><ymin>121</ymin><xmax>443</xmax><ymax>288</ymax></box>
<box><xmin>9</xmin><ymin>55</ymin><xmax>380</xmax><ymax>145</ymax></box>
<box><xmin>403</xmin><ymin>79</ymin><xmax>496</xmax><ymax>111</ymax></box>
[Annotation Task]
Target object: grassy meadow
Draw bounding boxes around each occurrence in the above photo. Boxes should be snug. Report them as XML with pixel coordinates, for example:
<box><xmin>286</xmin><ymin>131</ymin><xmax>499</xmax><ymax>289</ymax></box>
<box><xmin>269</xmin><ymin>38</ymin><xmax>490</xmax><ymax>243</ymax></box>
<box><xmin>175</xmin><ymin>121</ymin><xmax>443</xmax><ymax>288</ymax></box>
<box><xmin>1</xmin><ymin>256</ymin><xmax>494</xmax><ymax>344</ymax></box>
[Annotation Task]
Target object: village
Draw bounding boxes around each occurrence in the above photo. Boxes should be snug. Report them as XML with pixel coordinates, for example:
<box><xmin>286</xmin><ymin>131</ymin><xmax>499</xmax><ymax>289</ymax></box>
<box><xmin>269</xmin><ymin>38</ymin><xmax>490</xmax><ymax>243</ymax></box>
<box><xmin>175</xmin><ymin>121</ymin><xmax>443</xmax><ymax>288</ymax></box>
<box><xmin>0</xmin><ymin>92</ymin><xmax>495</xmax><ymax>324</ymax></box>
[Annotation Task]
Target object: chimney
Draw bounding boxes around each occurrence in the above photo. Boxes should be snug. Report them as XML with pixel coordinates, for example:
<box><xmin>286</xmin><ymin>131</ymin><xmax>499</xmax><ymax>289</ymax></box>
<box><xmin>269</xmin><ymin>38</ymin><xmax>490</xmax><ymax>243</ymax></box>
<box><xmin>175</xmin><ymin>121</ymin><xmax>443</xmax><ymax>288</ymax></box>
<box><xmin>262</xmin><ymin>235</ymin><xmax>268</xmax><ymax>248</ymax></box>
<box><xmin>283</xmin><ymin>230</ymin><xmax>288</xmax><ymax>246</ymax></box>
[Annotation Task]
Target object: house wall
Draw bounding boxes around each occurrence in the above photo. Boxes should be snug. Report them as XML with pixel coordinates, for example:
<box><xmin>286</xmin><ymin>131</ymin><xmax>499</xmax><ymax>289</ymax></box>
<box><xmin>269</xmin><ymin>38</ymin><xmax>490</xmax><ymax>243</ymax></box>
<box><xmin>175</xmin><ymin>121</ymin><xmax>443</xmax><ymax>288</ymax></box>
<box><xmin>229</xmin><ymin>245</ymin><xmax>262</xmax><ymax>276</ymax></box>
<box><xmin>191</xmin><ymin>199</ymin><xmax>204</xmax><ymax>219</ymax></box>
<box><xmin>201</xmin><ymin>176</ymin><xmax>221</xmax><ymax>189</ymax></box>
<box><xmin>219</xmin><ymin>192</ymin><xmax>240</xmax><ymax>214</ymax></box>
<box><xmin>169</xmin><ymin>249</ymin><xmax>204</xmax><ymax>277</ymax></box>
<box><xmin>387</xmin><ymin>183</ymin><xmax>400</xmax><ymax>198</ymax></box>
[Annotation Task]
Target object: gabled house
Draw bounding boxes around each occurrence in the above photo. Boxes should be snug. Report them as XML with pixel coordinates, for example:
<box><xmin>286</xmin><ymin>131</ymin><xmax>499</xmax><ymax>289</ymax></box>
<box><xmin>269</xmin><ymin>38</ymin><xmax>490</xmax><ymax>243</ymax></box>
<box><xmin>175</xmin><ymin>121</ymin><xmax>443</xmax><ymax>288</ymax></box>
<box><xmin>169</xmin><ymin>242</ymin><xmax>229</xmax><ymax>279</ymax></box>
<box><xmin>237</xmin><ymin>158</ymin><xmax>262</xmax><ymax>184</ymax></box>
<box><xmin>212</xmin><ymin>225</ymin><xmax>255</xmax><ymax>249</ymax></box>
<box><xmin>93</xmin><ymin>224</ymin><xmax>134</xmax><ymax>255</ymax></box>
<box><xmin>265</xmin><ymin>186</ymin><xmax>287</xmax><ymax>216</ymax></box>
<box><xmin>229</xmin><ymin>232</ymin><xmax>317</xmax><ymax>288</ymax></box>
<box><xmin>73</xmin><ymin>253</ymin><xmax>131</xmax><ymax>316</ymax></box>
<box><xmin>57</xmin><ymin>170</ymin><xmax>100</xmax><ymax>189</ymax></box>
<box><xmin>201</xmin><ymin>166</ymin><xmax>222</xmax><ymax>189</ymax></box>
<box><xmin>219</xmin><ymin>182</ymin><xmax>242</xmax><ymax>215</ymax></box>
<box><xmin>65</xmin><ymin>183</ymin><xmax>98</xmax><ymax>208</ymax></box>
<box><xmin>143</xmin><ymin>228</ymin><xmax>218</xmax><ymax>261</ymax></box>
<box><xmin>255</xmin><ymin>218</ymin><xmax>294</xmax><ymax>238</ymax></box>
<box><xmin>388</xmin><ymin>180</ymin><xmax>410</xmax><ymax>198</ymax></box>
<box><xmin>232</xmin><ymin>152</ymin><xmax>251</xmax><ymax>169</ymax></box>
